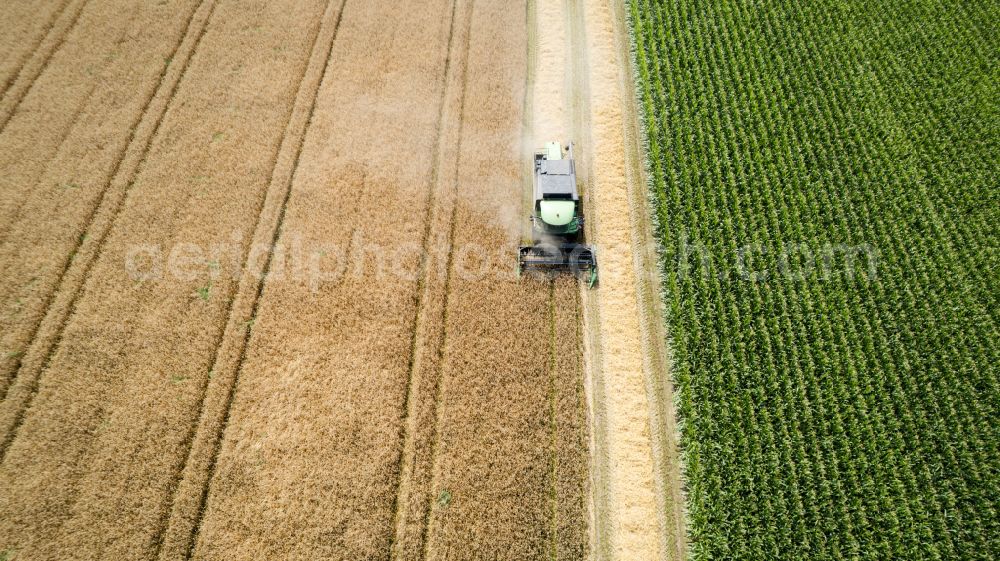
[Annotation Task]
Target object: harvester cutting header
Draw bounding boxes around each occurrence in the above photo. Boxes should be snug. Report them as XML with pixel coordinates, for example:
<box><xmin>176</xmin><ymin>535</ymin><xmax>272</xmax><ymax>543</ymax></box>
<box><xmin>518</xmin><ymin>141</ymin><xmax>598</xmax><ymax>287</ymax></box>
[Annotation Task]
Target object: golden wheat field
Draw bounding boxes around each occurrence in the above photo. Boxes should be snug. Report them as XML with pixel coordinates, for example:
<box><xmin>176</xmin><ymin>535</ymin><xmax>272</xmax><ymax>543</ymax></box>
<box><xmin>0</xmin><ymin>1</ymin><xmax>675</xmax><ymax>560</ymax></box>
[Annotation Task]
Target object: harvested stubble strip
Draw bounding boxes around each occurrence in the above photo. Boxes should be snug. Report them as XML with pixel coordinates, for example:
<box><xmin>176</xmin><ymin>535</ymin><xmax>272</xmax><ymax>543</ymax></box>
<box><xmin>0</xmin><ymin>0</ymin><xmax>205</xmax><ymax>398</ymax></box>
<box><xmin>529</xmin><ymin>0</ymin><xmax>568</xmax><ymax>143</ymax></box>
<box><xmin>0</xmin><ymin>0</ymin><xmax>69</xmax><ymax>95</ymax></box>
<box><xmin>418</xmin><ymin>2</ymin><xmax>588</xmax><ymax>559</ymax></box>
<box><xmin>188</xmin><ymin>0</ymin><xmax>459</xmax><ymax>558</ymax></box>
<box><xmin>576</xmin><ymin>0</ymin><xmax>682</xmax><ymax>558</ymax></box>
<box><xmin>0</xmin><ymin>0</ymin><xmax>330</xmax><ymax>558</ymax></box>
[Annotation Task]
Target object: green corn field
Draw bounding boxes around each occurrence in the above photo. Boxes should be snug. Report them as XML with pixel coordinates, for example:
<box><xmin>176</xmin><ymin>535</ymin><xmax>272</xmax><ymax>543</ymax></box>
<box><xmin>628</xmin><ymin>0</ymin><xmax>999</xmax><ymax>559</ymax></box>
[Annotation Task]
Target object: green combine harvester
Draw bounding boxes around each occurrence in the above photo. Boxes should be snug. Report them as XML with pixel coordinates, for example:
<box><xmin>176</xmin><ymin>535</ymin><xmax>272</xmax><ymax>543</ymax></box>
<box><xmin>518</xmin><ymin>141</ymin><xmax>598</xmax><ymax>287</ymax></box>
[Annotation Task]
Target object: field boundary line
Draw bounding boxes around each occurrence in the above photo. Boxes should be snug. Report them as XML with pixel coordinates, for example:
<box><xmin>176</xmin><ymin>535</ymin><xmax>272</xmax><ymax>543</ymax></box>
<box><xmin>0</xmin><ymin>0</ymin><xmax>217</xmax><ymax>462</ymax></box>
<box><xmin>521</xmin><ymin>0</ymin><xmax>538</xmax><ymax>243</ymax></box>
<box><xmin>148</xmin><ymin>2</ymin><xmax>348</xmax><ymax>559</ymax></box>
<box><xmin>0</xmin><ymin>0</ymin><xmax>89</xmax><ymax>134</ymax></box>
<box><xmin>609</xmin><ymin>0</ymin><xmax>686</xmax><ymax>557</ymax></box>
<box><xmin>386</xmin><ymin>0</ymin><xmax>463</xmax><ymax>557</ymax></box>
<box><xmin>573</xmin><ymin>0</ymin><xmax>686</xmax><ymax>559</ymax></box>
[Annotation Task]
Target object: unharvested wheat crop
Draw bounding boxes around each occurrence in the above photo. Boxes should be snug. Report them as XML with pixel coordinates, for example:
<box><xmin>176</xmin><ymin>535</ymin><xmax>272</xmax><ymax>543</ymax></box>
<box><xmin>0</xmin><ymin>1</ymin><xmax>590</xmax><ymax>560</ymax></box>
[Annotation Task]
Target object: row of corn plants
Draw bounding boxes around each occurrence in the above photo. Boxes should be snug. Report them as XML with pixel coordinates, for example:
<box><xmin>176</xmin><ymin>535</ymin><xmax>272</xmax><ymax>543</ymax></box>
<box><xmin>627</xmin><ymin>0</ymin><xmax>999</xmax><ymax>558</ymax></box>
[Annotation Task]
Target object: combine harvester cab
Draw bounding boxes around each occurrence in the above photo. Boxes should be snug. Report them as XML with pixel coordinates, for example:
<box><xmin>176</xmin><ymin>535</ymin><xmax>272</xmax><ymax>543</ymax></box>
<box><xmin>518</xmin><ymin>141</ymin><xmax>598</xmax><ymax>287</ymax></box>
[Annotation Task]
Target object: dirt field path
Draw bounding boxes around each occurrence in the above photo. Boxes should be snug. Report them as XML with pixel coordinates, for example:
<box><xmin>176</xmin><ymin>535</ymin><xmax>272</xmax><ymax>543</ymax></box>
<box><xmin>570</xmin><ymin>1</ymin><xmax>687</xmax><ymax>560</ymax></box>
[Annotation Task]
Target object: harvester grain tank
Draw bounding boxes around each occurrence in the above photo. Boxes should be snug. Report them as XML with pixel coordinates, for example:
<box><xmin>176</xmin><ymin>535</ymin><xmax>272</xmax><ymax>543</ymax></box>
<box><xmin>518</xmin><ymin>141</ymin><xmax>598</xmax><ymax>286</ymax></box>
